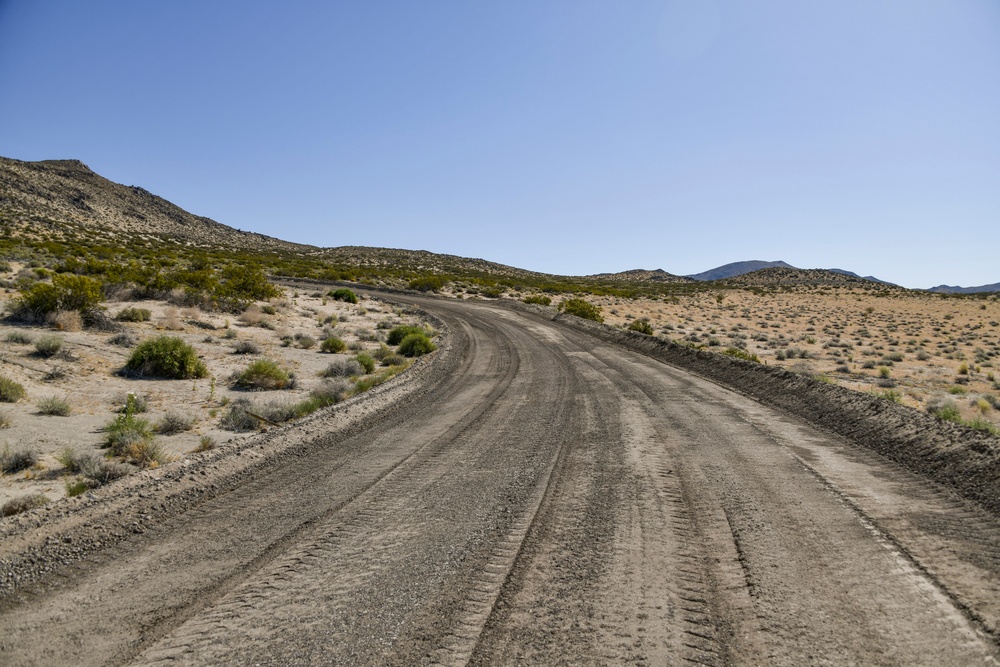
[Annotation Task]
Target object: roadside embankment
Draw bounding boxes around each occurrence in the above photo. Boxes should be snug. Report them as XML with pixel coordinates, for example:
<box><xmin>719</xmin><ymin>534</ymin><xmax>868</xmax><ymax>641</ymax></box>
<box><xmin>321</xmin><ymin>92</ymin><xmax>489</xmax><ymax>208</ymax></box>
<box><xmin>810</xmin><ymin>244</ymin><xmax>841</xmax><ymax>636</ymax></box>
<box><xmin>516</xmin><ymin>303</ymin><xmax>1000</xmax><ymax>517</ymax></box>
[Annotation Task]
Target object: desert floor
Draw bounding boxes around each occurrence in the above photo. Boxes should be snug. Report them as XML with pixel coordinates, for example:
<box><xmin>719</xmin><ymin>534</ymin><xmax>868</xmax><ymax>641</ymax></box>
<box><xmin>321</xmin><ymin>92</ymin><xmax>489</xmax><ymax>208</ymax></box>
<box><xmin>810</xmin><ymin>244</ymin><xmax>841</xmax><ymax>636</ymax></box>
<box><xmin>0</xmin><ymin>282</ymin><xmax>429</xmax><ymax>506</ymax></box>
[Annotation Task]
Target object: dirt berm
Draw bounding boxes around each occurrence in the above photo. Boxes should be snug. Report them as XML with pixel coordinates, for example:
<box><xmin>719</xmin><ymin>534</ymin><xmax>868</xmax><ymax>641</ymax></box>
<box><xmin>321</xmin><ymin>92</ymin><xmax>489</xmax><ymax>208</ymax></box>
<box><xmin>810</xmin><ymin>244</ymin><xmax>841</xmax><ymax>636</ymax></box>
<box><xmin>512</xmin><ymin>302</ymin><xmax>1000</xmax><ymax>517</ymax></box>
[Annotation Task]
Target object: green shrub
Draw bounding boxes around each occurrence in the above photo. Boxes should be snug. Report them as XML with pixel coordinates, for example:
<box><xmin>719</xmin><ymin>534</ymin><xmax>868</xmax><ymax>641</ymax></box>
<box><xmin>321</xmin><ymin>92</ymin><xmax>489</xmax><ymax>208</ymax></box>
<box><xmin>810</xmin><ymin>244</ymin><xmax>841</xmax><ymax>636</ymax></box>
<box><xmin>5</xmin><ymin>332</ymin><xmax>32</xmax><ymax>344</ymax></box>
<box><xmin>1</xmin><ymin>445</ymin><xmax>37</xmax><ymax>473</ymax></box>
<box><xmin>320</xmin><ymin>336</ymin><xmax>346</xmax><ymax>353</ymax></box>
<box><xmin>329</xmin><ymin>288</ymin><xmax>359</xmax><ymax>304</ymax></box>
<box><xmin>194</xmin><ymin>435</ymin><xmax>216</xmax><ymax>452</ymax></box>
<box><xmin>125</xmin><ymin>336</ymin><xmax>207</xmax><ymax>379</ymax></box>
<box><xmin>321</xmin><ymin>358</ymin><xmax>364</xmax><ymax>378</ymax></box>
<box><xmin>0</xmin><ymin>376</ymin><xmax>26</xmax><ymax>403</ymax></box>
<box><xmin>34</xmin><ymin>334</ymin><xmax>64</xmax><ymax>358</ymax></box>
<box><xmin>2</xmin><ymin>493</ymin><xmax>49</xmax><ymax>516</ymax></box>
<box><xmin>928</xmin><ymin>399</ymin><xmax>962</xmax><ymax>423</ymax></box>
<box><xmin>523</xmin><ymin>295</ymin><xmax>551</xmax><ymax>306</ymax></box>
<box><xmin>722</xmin><ymin>347</ymin><xmax>761</xmax><ymax>363</ymax></box>
<box><xmin>408</xmin><ymin>275</ymin><xmax>446</xmax><ymax>292</ymax></box>
<box><xmin>965</xmin><ymin>417</ymin><xmax>999</xmax><ymax>436</ymax></box>
<box><xmin>217</xmin><ymin>263</ymin><xmax>281</xmax><ymax>308</ymax></box>
<box><xmin>12</xmin><ymin>274</ymin><xmax>103</xmax><ymax>321</ymax></box>
<box><xmin>115</xmin><ymin>307</ymin><xmax>152</xmax><ymax>322</ymax></box>
<box><xmin>65</xmin><ymin>479</ymin><xmax>91</xmax><ymax>497</ymax></box>
<box><xmin>627</xmin><ymin>319</ymin><xmax>654</xmax><ymax>335</ymax></box>
<box><xmin>234</xmin><ymin>359</ymin><xmax>289</xmax><ymax>390</ymax></box>
<box><xmin>37</xmin><ymin>396</ymin><xmax>71</xmax><ymax>416</ymax></box>
<box><xmin>398</xmin><ymin>333</ymin><xmax>436</xmax><ymax>357</ymax></box>
<box><xmin>386</xmin><ymin>325</ymin><xmax>427</xmax><ymax>345</ymax></box>
<box><xmin>559</xmin><ymin>298</ymin><xmax>604</xmax><ymax>323</ymax></box>
<box><xmin>355</xmin><ymin>353</ymin><xmax>376</xmax><ymax>374</ymax></box>
<box><xmin>103</xmin><ymin>410</ymin><xmax>154</xmax><ymax>456</ymax></box>
<box><xmin>381</xmin><ymin>353</ymin><xmax>406</xmax><ymax>366</ymax></box>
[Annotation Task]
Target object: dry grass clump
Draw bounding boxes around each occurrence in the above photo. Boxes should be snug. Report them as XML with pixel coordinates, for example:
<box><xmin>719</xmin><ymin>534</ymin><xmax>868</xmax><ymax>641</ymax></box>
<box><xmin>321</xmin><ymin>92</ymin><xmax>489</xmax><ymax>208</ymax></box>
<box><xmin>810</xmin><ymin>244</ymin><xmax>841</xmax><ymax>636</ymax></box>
<box><xmin>156</xmin><ymin>411</ymin><xmax>193</xmax><ymax>435</ymax></box>
<box><xmin>1</xmin><ymin>445</ymin><xmax>37</xmax><ymax>473</ymax></box>
<box><xmin>33</xmin><ymin>334</ymin><xmax>64</xmax><ymax>358</ymax></box>
<box><xmin>233</xmin><ymin>359</ymin><xmax>291</xmax><ymax>390</ymax></box>
<box><xmin>321</xmin><ymin>358</ymin><xmax>364</xmax><ymax>378</ymax></box>
<box><xmin>115</xmin><ymin>307</ymin><xmax>152</xmax><ymax>322</ymax></box>
<box><xmin>37</xmin><ymin>395</ymin><xmax>71</xmax><ymax>416</ymax></box>
<box><xmin>2</xmin><ymin>493</ymin><xmax>49</xmax><ymax>516</ymax></box>
<box><xmin>50</xmin><ymin>310</ymin><xmax>82</xmax><ymax>332</ymax></box>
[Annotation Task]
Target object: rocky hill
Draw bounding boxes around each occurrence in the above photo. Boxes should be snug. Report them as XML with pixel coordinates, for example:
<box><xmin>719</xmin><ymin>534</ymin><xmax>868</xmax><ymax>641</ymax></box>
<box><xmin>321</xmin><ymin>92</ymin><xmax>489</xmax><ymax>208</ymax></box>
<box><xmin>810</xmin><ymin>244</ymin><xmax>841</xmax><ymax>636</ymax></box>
<box><xmin>0</xmin><ymin>157</ymin><xmax>310</xmax><ymax>253</ymax></box>
<box><xmin>586</xmin><ymin>268</ymin><xmax>693</xmax><ymax>284</ymax></box>
<box><xmin>724</xmin><ymin>267</ymin><xmax>890</xmax><ymax>288</ymax></box>
<box><xmin>687</xmin><ymin>260</ymin><xmax>794</xmax><ymax>281</ymax></box>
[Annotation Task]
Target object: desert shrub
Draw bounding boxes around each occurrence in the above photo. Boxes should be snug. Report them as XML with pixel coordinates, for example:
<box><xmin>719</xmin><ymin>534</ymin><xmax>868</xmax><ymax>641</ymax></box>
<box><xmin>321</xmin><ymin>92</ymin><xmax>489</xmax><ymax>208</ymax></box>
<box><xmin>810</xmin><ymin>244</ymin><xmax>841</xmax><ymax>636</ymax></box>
<box><xmin>311</xmin><ymin>378</ymin><xmax>352</xmax><ymax>406</ymax></box>
<box><xmin>156</xmin><ymin>411</ymin><xmax>193</xmax><ymax>434</ymax></box>
<box><xmin>234</xmin><ymin>359</ymin><xmax>289</xmax><ymax>390</ymax></box>
<box><xmin>232</xmin><ymin>340</ymin><xmax>261</xmax><ymax>355</ymax></box>
<box><xmin>627</xmin><ymin>319</ymin><xmax>654</xmax><ymax>335</ymax></box>
<box><xmin>0</xmin><ymin>410</ymin><xmax>11</xmax><ymax>428</ymax></box>
<box><xmin>2</xmin><ymin>493</ymin><xmax>49</xmax><ymax>517</ymax></box>
<box><xmin>965</xmin><ymin>417</ymin><xmax>999</xmax><ymax>436</ymax></box>
<box><xmin>329</xmin><ymin>288</ymin><xmax>359</xmax><ymax>304</ymax></box>
<box><xmin>355</xmin><ymin>353</ymin><xmax>376</xmax><ymax>374</ymax></box>
<box><xmin>398</xmin><ymin>332</ymin><xmax>436</xmax><ymax>357</ymax></box>
<box><xmin>320</xmin><ymin>336</ymin><xmax>346</xmax><ymax>353</ymax></box>
<box><xmin>124</xmin><ymin>335</ymin><xmax>207</xmax><ymax>379</ymax></box>
<box><xmin>103</xmin><ymin>410</ymin><xmax>154</xmax><ymax>456</ymax></box>
<box><xmin>0</xmin><ymin>376</ymin><xmax>26</xmax><ymax>403</ymax></box>
<box><xmin>321</xmin><ymin>358</ymin><xmax>364</xmax><ymax>378</ymax></box>
<box><xmin>5</xmin><ymin>332</ymin><xmax>32</xmax><ymax>344</ymax></box>
<box><xmin>58</xmin><ymin>449</ymin><xmax>131</xmax><ymax>485</ymax></box>
<box><xmin>408</xmin><ymin>275</ymin><xmax>446</xmax><ymax>292</ymax></box>
<box><xmin>296</xmin><ymin>333</ymin><xmax>317</xmax><ymax>349</ymax></box>
<box><xmin>722</xmin><ymin>347</ymin><xmax>761</xmax><ymax>363</ymax></box>
<box><xmin>217</xmin><ymin>264</ymin><xmax>281</xmax><ymax>308</ymax></box>
<box><xmin>523</xmin><ymin>295</ymin><xmax>552</xmax><ymax>306</ymax></box>
<box><xmin>43</xmin><ymin>366</ymin><xmax>67</xmax><ymax>382</ymax></box>
<box><xmin>119</xmin><ymin>439</ymin><xmax>170</xmax><ymax>467</ymax></box>
<box><xmin>34</xmin><ymin>334</ymin><xmax>64</xmax><ymax>357</ymax></box>
<box><xmin>559</xmin><ymin>298</ymin><xmax>604</xmax><ymax>323</ymax></box>
<box><xmin>958</xmin><ymin>362</ymin><xmax>969</xmax><ymax>375</ymax></box>
<box><xmin>115</xmin><ymin>307</ymin><xmax>151</xmax><ymax>322</ymax></box>
<box><xmin>37</xmin><ymin>395</ymin><xmax>71</xmax><ymax>416</ymax></box>
<box><xmin>261</xmin><ymin>304</ymin><xmax>277</xmax><ymax>315</ymax></box>
<box><xmin>927</xmin><ymin>398</ymin><xmax>962</xmax><ymax>423</ymax></box>
<box><xmin>371</xmin><ymin>343</ymin><xmax>394</xmax><ymax>361</ymax></box>
<box><xmin>12</xmin><ymin>273</ymin><xmax>103</xmax><ymax>321</ymax></box>
<box><xmin>386</xmin><ymin>325</ymin><xmax>427</xmax><ymax>345</ymax></box>
<box><xmin>194</xmin><ymin>435</ymin><xmax>216</xmax><ymax>452</ymax></box>
<box><xmin>220</xmin><ymin>399</ymin><xmax>259</xmax><ymax>432</ymax></box>
<box><xmin>115</xmin><ymin>393</ymin><xmax>148</xmax><ymax>414</ymax></box>
<box><xmin>869</xmin><ymin>388</ymin><xmax>902</xmax><ymax>403</ymax></box>
<box><xmin>65</xmin><ymin>479</ymin><xmax>91</xmax><ymax>497</ymax></box>
<box><xmin>948</xmin><ymin>385</ymin><xmax>968</xmax><ymax>395</ymax></box>
<box><xmin>878</xmin><ymin>366</ymin><xmax>891</xmax><ymax>378</ymax></box>
<box><xmin>108</xmin><ymin>332</ymin><xmax>137</xmax><ymax>347</ymax></box>
<box><xmin>381</xmin><ymin>353</ymin><xmax>406</xmax><ymax>367</ymax></box>
<box><xmin>1</xmin><ymin>445</ymin><xmax>37</xmax><ymax>473</ymax></box>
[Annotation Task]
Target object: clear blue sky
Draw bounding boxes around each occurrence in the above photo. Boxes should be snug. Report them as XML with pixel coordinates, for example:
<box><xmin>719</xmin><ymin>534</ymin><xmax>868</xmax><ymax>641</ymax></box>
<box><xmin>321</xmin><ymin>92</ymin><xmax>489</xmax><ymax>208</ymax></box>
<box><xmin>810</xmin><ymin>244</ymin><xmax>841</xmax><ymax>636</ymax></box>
<box><xmin>1</xmin><ymin>1</ymin><xmax>997</xmax><ymax>288</ymax></box>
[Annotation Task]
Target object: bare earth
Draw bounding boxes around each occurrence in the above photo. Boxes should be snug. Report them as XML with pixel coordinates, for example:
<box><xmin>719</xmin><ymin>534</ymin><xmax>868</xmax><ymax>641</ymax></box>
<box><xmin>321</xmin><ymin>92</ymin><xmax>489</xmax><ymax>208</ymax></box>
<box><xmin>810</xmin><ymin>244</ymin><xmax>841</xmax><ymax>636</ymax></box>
<box><xmin>0</xmin><ymin>280</ymin><xmax>428</xmax><ymax>507</ymax></box>
<box><xmin>1</xmin><ymin>291</ymin><xmax>998</xmax><ymax>665</ymax></box>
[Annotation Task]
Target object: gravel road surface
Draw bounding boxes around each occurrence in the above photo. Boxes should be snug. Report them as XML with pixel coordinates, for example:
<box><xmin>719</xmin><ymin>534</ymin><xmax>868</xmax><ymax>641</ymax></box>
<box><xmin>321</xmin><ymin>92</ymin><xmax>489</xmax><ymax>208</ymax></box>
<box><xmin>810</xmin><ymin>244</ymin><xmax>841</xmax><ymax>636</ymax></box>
<box><xmin>2</xmin><ymin>295</ymin><xmax>999</xmax><ymax>665</ymax></box>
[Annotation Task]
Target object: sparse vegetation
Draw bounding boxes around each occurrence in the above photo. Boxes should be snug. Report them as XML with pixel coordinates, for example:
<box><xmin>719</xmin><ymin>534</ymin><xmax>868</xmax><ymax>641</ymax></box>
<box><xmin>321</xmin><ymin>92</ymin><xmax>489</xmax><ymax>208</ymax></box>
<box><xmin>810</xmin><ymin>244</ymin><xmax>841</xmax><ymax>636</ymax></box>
<box><xmin>156</xmin><ymin>411</ymin><xmax>193</xmax><ymax>434</ymax></box>
<box><xmin>523</xmin><ymin>295</ymin><xmax>552</xmax><ymax>306</ymax></box>
<box><xmin>627</xmin><ymin>319</ymin><xmax>654</xmax><ymax>335</ymax></box>
<box><xmin>115</xmin><ymin>307</ymin><xmax>152</xmax><ymax>322</ymax></box>
<box><xmin>355</xmin><ymin>352</ymin><xmax>376</xmax><ymax>374</ymax></box>
<box><xmin>321</xmin><ymin>358</ymin><xmax>364</xmax><ymax>378</ymax></box>
<box><xmin>320</xmin><ymin>336</ymin><xmax>346</xmax><ymax>353</ymax></box>
<box><xmin>232</xmin><ymin>340</ymin><xmax>261</xmax><ymax>355</ymax></box>
<box><xmin>124</xmin><ymin>335</ymin><xmax>207</xmax><ymax>379</ymax></box>
<box><xmin>386</xmin><ymin>325</ymin><xmax>427</xmax><ymax>346</ymax></box>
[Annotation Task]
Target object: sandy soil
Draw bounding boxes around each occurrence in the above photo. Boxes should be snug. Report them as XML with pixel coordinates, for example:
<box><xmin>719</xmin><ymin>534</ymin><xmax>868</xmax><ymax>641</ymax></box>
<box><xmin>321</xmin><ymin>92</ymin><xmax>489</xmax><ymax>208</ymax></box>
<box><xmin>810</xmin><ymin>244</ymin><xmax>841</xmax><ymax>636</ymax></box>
<box><xmin>0</xmin><ymin>283</ymin><xmax>429</xmax><ymax>507</ymax></box>
<box><xmin>537</xmin><ymin>287</ymin><xmax>1000</xmax><ymax>427</ymax></box>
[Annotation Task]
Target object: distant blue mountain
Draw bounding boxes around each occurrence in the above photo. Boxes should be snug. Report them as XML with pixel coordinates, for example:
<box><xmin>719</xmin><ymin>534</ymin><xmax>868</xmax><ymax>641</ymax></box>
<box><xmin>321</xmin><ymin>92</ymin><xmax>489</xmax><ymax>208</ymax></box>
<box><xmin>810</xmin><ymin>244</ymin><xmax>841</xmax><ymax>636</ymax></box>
<box><xmin>686</xmin><ymin>260</ymin><xmax>793</xmax><ymax>281</ymax></box>
<box><xmin>927</xmin><ymin>283</ymin><xmax>1000</xmax><ymax>294</ymax></box>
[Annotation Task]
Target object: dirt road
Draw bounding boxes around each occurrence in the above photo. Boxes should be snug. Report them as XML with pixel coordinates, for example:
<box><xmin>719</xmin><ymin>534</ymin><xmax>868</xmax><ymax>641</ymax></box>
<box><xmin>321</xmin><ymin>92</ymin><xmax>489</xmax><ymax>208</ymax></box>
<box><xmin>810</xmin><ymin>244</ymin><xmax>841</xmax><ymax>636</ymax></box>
<box><xmin>2</xmin><ymin>295</ymin><xmax>999</xmax><ymax>665</ymax></box>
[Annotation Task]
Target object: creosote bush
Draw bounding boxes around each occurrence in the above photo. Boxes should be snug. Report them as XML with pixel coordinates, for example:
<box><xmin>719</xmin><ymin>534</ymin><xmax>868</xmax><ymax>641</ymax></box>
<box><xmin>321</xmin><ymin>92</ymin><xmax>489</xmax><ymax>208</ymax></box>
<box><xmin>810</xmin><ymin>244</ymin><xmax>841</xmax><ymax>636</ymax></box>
<box><xmin>398</xmin><ymin>332</ymin><xmax>436</xmax><ymax>357</ymax></box>
<box><xmin>523</xmin><ymin>295</ymin><xmax>552</xmax><ymax>306</ymax></box>
<box><xmin>386</xmin><ymin>325</ymin><xmax>428</xmax><ymax>345</ymax></box>
<box><xmin>234</xmin><ymin>359</ymin><xmax>290</xmax><ymax>390</ymax></box>
<box><xmin>627</xmin><ymin>319</ymin><xmax>654</xmax><ymax>335</ymax></box>
<box><xmin>559</xmin><ymin>298</ymin><xmax>604</xmax><ymax>323</ymax></box>
<box><xmin>329</xmin><ymin>288</ymin><xmax>359</xmax><ymax>304</ymax></box>
<box><xmin>124</xmin><ymin>335</ymin><xmax>207</xmax><ymax>378</ymax></box>
<box><xmin>320</xmin><ymin>336</ymin><xmax>346</xmax><ymax>353</ymax></box>
<box><xmin>355</xmin><ymin>353</ymin><xmax>376</xmax><ymax>374</ymax></box>
<box><xmin>115</xmin><ymin>307</ymin><xmax>152</xmax><ymax>322</ymax></box>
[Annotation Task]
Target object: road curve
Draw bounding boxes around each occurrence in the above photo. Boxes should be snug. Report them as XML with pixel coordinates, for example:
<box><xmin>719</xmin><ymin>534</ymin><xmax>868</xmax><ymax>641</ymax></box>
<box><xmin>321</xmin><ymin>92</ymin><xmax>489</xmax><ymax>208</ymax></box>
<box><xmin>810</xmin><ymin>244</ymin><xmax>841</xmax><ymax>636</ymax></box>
<box><xmin>2</xmin><ymin>295</ymin><xmax>999</xmax><ymax>666</ymax></box>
